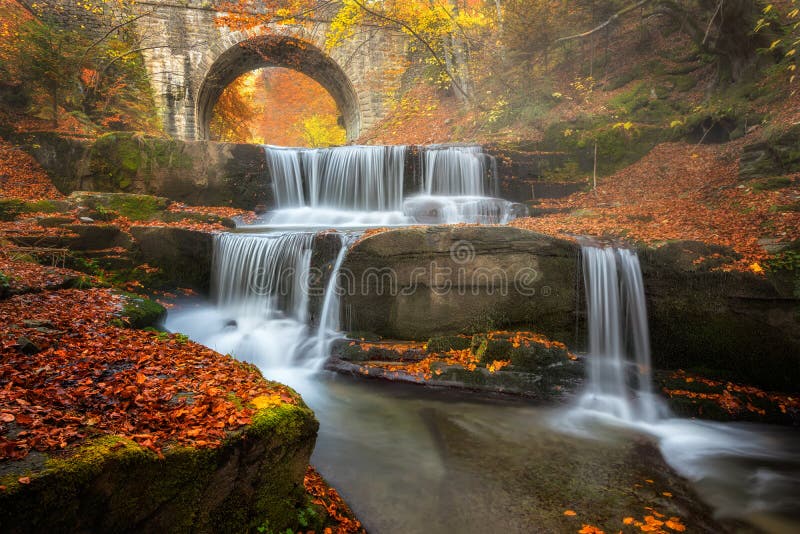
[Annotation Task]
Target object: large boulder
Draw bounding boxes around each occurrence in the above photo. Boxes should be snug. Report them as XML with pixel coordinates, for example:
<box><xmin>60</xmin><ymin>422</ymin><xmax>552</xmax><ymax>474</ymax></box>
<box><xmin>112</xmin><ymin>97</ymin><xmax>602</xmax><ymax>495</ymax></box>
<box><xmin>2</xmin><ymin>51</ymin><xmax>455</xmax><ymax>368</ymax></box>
<box><xmin>340</xmin><ymin>226</ymin><xmax>580</xmax><ymax>342</ymax></box>
<box><xmin>130</xmin><ymin>226</ymin><xmax>214</xmax><ymax>290</ymax></box>
<box><xmin>0</xmin><ymin>403</ymin><xmax>318</xmax><ymax>533</ymax></box>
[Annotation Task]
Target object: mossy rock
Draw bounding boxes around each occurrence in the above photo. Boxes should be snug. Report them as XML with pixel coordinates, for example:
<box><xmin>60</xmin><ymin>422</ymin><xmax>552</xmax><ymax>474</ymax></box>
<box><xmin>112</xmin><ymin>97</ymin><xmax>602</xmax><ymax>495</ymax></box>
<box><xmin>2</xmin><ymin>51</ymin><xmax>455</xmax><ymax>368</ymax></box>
<box><xmin>0</xmin><ymin>199</ymin><xmax>25</xmax><ymax>221</ymax></box>
<box><xmin>0</xmin><ymin>402</ymin><xmax>319</xmax><ymax>533</ymax></box>
<box><xmin>88</xmin><ymin>133</ymin><xmax>143</xmax><ymax>191</ymax></box>
<box><xmin>120</xmin><ymin>293</ymin><xmax>166</xmax><ymax>329</ymax></box>
<box><xmin>480</xmin><ymin>338</ymin><xmax>514</xmax><ymax>364</ymax></box>
<box><xmin>750</xmin><ymin>176</ymin><xmax>794</xmax><ymax>191</ymax></box>
<box><xmin>129</xmin><ymin>226</ymin><xmax>214</xmax><ymax>291</ymax></box>
<box><xmin>68</xmin><ymin>192</ymin><xmax>171</xmax><ymax>221</ymax></box>
<box><xmin>427</xmin><ymin>335</ymin><xmax>472</xmax><ymax>353</ymax></box>
<box><xmin>509</xmin><ymin>344</ymin><xmax>570</xmax><ymax>372</ymax></box>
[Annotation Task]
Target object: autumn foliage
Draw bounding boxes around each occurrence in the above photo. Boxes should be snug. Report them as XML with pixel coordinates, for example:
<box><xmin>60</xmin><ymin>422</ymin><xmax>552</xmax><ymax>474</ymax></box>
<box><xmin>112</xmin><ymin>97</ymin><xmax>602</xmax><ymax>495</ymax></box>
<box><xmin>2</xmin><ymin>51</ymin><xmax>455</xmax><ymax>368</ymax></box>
<box><xmin>210</xmin><ymin>68</ymin><xmax>345</xmax><ymax>147</ymax></box>
<box><xmin>0</xmin><ymin>287</ymin><xmax>299</xmax><ymax>460</ymax></box>
<box><xmin>512</xmin><ymin>141</ymin><xmax>800</xmax><ymax>271</ymax></box>
<box><xmin>0</xmin><ymin>138</ymin><xmax>63</xmax><ymax>200</ymax></box>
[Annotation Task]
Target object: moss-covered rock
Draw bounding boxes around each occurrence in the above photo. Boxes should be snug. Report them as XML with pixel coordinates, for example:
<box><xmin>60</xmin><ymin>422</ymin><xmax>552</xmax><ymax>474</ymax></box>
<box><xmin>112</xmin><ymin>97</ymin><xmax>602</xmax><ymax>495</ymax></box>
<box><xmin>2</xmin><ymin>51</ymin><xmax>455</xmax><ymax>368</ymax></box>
<box><xmin>67</xmin><ymin>191</ymin><xmax>171</xmax><ymax>221</ymax></box>
<box><xmin>639</xmin><ymin>241</ymin><xmax>800</xmax><ymax>392</ymax></box>
<box><xmin>120</xmin><ymin>293</ymin><xmax>166</xmax><ymax>329</ymax></box>
<box><xmin>427</xmin><ymin>335</ymin><xmax>472</xmax><ymax>353</ymax></box>
<box><xmin>0</xmin><ymin>401</ymin><xmax>318</xmax><ymax>533</ymax></box>
<box><xmin>61</xmin><ymin>224</ymin><xmax>133</xmax><ymax>251</ymax></box>
<box><xmin>0</xmin><ymin>199</ymin><xmax>25</xmax><ymax>221</ymax></box>
<box><xmin>17</xmin><ymin>132</ymin><xmax>271</xmax><ymax>209</ymax></box>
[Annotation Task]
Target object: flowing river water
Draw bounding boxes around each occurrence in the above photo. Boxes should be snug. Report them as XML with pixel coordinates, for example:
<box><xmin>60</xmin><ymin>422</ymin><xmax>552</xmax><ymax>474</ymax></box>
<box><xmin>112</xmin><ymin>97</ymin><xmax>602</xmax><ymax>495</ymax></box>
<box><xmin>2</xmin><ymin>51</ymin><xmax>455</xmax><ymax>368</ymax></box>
<box><xmin>166</xmin><ymin>144</ymin><xmax>800</xmax><ymax>533</ymax></box>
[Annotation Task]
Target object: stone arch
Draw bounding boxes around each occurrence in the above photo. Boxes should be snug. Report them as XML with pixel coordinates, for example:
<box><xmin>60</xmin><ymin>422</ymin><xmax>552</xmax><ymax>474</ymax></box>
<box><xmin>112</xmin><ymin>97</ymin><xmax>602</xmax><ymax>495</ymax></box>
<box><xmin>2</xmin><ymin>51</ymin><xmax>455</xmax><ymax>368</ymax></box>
<box><xmin>195</xmin><ymin>33</ymin><xmax>361</xmax><ymax>143</ymax></box>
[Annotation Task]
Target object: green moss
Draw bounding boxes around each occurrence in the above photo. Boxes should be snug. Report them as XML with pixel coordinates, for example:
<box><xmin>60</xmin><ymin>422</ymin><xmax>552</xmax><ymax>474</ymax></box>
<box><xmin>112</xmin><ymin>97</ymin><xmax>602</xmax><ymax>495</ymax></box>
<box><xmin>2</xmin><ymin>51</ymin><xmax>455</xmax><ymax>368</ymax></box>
<box><xmin>0</xmin><ymin>401</ymin><xmax>319</xmax><ymax>533</ymax></box>
<box><xmin>120</xmin><ymin>293</ymin><xmax>166</xmax><ymax>329</ymax></box>
<box><xmin>106</xmin><ymin>194</ymin><xmax>168</xmax><ymax>221</ymax></box>
<box><xmin>608</xmin><ymin>82</ymin><xmax>651</xmax><ymax>115</ymax></box>
<box><xmin>427</xmin><ymin>335</ymin><xmax>472</xmax><ymax>353</ymax></box>
<box><xmin>481</xmin><ymin>338</ymin><xmax>514</xmax><ymax>364</ymax></box>
<box><xmin>510</xmin><ymin>344</ymin><xmax>564</xmax><ymax>371</ymax></box>
<box><xmin>23</xmin><ymin>199</ymin><xmax>61</xmax><ymax>213</ymax></box>
<box><xmin>89</xmin><ymin>132</ymin><xmax>143</xmax><ymax>191</ymax></box>
<box><xmin>649</xmin><ymin>308</ymin><xmax>800</xmax><ymax>392</ymax></box>
<box><xmin>605</xmin><ymin>65</ymin><xmax>642</xmax><ymax>91</ymax></box>
<box><xmin>667</xmin><ymin>74</ymin><xmax>698</xmax><ymax>92</ymax></box>
<box><xmin>0</xmin><ymin>198</ymin><xmax>25</xmax><ymax>221</ymax></box>
<box><xmin>750</xmin><ymin>176</ymin><xmax>793</xmax><ymax>191</ymax></box>
<box><xmin>541</xmin><ymin>118</ymin><xmax>664</xmax><ymax>177</ymax></box>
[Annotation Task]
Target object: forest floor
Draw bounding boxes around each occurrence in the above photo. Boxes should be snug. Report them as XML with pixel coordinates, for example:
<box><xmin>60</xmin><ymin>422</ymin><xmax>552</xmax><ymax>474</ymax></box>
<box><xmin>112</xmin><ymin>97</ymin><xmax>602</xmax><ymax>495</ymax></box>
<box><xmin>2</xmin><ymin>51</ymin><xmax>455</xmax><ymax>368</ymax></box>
<box><xmin>511</xmin><ymin>138</ymin><xmax>800</xmax><ymax>271</ymax></box>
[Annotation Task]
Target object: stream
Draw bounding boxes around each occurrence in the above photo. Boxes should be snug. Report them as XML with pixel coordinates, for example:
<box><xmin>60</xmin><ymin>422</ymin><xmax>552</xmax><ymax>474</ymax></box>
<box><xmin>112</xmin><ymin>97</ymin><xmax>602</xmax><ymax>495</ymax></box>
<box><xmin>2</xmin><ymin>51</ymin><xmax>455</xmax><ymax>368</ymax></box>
<box><xmin>166</xmin><ymin>144</ymin><xmax>800</xmax><ymax>533</ymax></box>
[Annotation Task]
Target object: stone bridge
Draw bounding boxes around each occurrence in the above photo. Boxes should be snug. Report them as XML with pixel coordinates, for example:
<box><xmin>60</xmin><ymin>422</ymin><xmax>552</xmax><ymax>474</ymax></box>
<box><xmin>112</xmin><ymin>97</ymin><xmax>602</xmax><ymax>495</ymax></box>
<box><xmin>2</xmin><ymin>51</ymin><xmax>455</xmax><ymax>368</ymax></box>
<box><xmin>29</xmin><ymin>0</ymin><xmax>409</xmax><ymax>142</ymax></box>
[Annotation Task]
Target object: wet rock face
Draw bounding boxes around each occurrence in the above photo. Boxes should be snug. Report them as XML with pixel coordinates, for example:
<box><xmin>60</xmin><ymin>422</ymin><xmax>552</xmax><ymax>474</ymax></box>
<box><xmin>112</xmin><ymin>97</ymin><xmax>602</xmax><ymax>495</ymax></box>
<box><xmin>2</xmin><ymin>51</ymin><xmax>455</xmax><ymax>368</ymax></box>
<box><xmin>130</xmin><ymin>226</ymin><xmax>214</xmax><ymax>290</ymax></box>
<box><xmin>340</xmin><ymin>226</ymin><xmax>580</xmax><ymax>343</ymax></box>
<box><xmin>638</xmin><ymin>240</ymin><xmax>800</xmax><ymax>392</ymax></box>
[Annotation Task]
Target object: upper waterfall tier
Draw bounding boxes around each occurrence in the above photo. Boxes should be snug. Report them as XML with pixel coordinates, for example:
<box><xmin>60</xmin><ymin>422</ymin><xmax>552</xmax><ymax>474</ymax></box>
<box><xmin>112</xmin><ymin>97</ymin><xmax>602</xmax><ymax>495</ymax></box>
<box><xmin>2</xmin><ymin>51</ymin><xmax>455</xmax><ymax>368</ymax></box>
<box><xmin>260</xmin><ymin>144</ymin><xmax>520</xmax><ymax>227</ymax></box>
<box><xmin>265</xmin><ymin>145</ymin><xmax>408</xmax><ymax>211</ymax></box>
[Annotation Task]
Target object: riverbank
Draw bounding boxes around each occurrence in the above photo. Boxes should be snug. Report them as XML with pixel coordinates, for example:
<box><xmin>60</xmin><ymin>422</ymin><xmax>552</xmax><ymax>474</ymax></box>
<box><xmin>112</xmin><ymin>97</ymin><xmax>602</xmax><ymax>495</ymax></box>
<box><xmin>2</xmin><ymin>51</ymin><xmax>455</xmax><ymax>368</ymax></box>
<box><xmin>0</xmin><ymin>250</ymin><xmax>364</xmax><ymax>533</ymax></box>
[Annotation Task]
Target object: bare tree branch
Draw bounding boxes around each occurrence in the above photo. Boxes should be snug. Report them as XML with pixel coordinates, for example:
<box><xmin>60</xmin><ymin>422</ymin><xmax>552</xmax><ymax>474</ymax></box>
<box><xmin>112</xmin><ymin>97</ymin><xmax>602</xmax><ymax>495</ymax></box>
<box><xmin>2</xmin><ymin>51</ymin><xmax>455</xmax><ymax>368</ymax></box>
<box><xmin>555</xmin><ymin>0</ymin><xmax>651</xmax><ymax>44</ymax></box>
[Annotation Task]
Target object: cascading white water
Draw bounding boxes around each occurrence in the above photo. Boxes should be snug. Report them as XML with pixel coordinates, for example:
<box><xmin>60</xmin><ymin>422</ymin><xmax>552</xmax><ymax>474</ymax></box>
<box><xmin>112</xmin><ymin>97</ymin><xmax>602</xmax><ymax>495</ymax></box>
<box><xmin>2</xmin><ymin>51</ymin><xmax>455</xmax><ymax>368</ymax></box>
<box><xmin>578</xmin><ymin>246</ymin><xmax>664</xmax><ymax>422</ymax></box>
<box><xmin>213</xmin><ymin>232</ymin><xmax>314</xmax><ymax>323</ymax></box>
<box><xmin>169</xmin><ymin>232</ymin><xmax>349</xmax><ymax>370</ymax></box>
<box><xmin>259</xmin><ymin>143</ymin><xmax>524</xmax><ymax>227</ymax></box>
<box><xmin>422</xmin><ymin>145</ymin><xmax>491</xmax><ymax>196</ymax></box>
<box><xmin>265</xmin><ymin>145</ymin><xmax>407</xmax><ymax>211</ymax></box>
<box><xmin>315</xmin><ymin>234</ymin><xmax>354</xmax><ymax>362</ymax></box>
<box><xmin>565</xmin><ymin>245</ymin><xmax>800</xmax><ymax>532</ymax></box>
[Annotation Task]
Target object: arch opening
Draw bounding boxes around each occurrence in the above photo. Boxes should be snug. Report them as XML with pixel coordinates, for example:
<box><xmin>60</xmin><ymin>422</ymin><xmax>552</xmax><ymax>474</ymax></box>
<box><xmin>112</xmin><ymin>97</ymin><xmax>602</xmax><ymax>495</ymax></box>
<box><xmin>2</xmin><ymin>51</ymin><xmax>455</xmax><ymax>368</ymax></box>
<box><xmin>196</xmin><ymin>35</ymin><xmax>360</xmax><ymax>143</ymax></box>
<box><xmin>209</xmin><ymin>68</ymin><xmax>346</xmax><ymax>146</ymax></box>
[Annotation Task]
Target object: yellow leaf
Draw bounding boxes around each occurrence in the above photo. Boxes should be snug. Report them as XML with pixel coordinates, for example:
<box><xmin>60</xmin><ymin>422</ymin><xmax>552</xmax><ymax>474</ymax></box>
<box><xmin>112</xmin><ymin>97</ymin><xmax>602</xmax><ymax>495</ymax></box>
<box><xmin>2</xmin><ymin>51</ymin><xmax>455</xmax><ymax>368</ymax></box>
<box><xmin>251</xmin><ymin>394</ymin><xmax>282</xmax><ymax>410</ymax></box>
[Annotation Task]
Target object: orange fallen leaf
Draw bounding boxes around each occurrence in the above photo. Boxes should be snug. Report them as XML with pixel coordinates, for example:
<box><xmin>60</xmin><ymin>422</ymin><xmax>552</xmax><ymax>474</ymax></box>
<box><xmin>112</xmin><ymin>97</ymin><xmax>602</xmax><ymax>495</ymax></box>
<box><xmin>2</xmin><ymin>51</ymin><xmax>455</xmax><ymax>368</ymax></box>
<box><xmin>564</xmin><ymin>510</ymin><xmax>577</xmax><ymax>516</ymax></box>
<box><xmin>665</xmin><ymin>517</ymin><xmax>686</xmax><ymax>532</ymax></box>
<box><xmin>18</xmin><ymin>476</ymin><xmax>30</xmax><ymax>485</ymax></box>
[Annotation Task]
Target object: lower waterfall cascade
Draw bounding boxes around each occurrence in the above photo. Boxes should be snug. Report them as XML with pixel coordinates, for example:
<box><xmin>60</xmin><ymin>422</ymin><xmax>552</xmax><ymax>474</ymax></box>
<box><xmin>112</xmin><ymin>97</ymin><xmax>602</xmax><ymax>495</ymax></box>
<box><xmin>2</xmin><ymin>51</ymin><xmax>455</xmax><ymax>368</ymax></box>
<box><xmin>560</xmin><ymin>245</ymin><xmax>800</xmax><ymax>532</ymax></box>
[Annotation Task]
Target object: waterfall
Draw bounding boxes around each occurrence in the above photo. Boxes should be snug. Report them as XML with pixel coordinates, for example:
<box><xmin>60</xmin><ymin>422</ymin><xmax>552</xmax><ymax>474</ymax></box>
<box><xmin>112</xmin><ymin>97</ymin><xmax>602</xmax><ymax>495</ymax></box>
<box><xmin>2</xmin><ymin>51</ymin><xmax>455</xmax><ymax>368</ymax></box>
<box><xmin>421</xmin><ymin>145</ymin><xmax>492</xmax><ymax>196</ymax></box>
<box><xmin>315</xmin><ymin>234</ymin><xmax>353</xmax><ymax>363</ymax></box>
<box><xmin>213</xmin><ymin>232</ymin><xmax>314</xmax><ymax>323</ymax></box>
<box><xmin>265</xmin><ymin>145</ymin><xmax>407</xmax><ymax>211</ymax></box>
<box><xmin>167</xmin><ymin>232</ymin><xmax>349</xmax><ymax>369</ymax></box>
<box><xmin>577</xmin><ymin>245</ymin><xmax>665</xmax><ymax>422</ymax></box>
<box><xmin>260</xmin><ymin>143</ymin><xmax>523</xmax><ymax>227</ymax></box>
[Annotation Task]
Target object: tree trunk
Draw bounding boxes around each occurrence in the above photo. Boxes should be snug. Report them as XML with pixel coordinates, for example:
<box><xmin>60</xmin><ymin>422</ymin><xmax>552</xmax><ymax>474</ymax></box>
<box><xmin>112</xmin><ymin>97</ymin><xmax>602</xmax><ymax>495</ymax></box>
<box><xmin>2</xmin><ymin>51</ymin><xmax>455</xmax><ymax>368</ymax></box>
<box><xmin>52</xmin><ymin>86</ymin><xmax>59</xmax><ymax>128</ymax></box>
